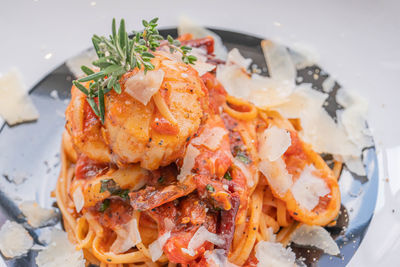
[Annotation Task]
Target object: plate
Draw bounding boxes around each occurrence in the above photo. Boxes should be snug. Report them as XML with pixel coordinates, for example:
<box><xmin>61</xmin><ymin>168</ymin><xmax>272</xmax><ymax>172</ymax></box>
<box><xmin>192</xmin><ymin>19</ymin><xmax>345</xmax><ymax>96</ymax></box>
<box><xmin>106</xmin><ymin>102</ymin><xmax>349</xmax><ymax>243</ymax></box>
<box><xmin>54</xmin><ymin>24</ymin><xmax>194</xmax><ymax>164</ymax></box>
<box><xmin>0</xmin><ymin>28</ymin><xmax>378</xmax><ymax>266</ymax></box>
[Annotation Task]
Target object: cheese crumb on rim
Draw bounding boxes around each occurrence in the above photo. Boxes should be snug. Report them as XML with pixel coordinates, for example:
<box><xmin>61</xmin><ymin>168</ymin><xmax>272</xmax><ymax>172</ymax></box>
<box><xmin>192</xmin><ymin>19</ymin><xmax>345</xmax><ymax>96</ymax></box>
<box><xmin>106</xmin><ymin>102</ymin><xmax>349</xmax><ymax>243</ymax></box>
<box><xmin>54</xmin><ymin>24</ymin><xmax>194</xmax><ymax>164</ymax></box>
<box><xmin>290</xmin><ymin>224</ymin><xmax>340</xmax><ymax>255</ymax></box>
<box><xmin>19</xmin><ymin>201</ymin><xmax>58</xmax><ymax>228</ymax></box>
<box><xmin>255</xmin><ymin>241</ymin><xmax>296</xmax><ymax>267</ymax></box>
<box><xmin>0</xmin><ymin>220</ymin><xmax>33</xmax><ymax>258</ymax></box>
<box><xmin>36</xmin><ymin>228</ymin><xmax>85</xmax><ymax>267</ymax></box>
<box><xmin>291</xmin><ymin>165</ymin><xmax>330</xmax><ymax>211</ymax></box>
<box><xmin>0</xmin><ymin>69</ymin><xmax>39</xmax><ymax>125</ymax></box>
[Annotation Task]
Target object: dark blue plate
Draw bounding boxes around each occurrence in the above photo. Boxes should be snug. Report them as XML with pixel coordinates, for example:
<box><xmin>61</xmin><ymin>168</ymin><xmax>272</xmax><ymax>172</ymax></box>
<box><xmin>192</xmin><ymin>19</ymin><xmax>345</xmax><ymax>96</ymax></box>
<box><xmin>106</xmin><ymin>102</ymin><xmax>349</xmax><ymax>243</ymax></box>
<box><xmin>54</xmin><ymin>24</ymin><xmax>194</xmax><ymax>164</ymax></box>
<box><xmin>0</xmin><ymin>28</ymin><xmax>378</xmax><ymax>266</ymax></box>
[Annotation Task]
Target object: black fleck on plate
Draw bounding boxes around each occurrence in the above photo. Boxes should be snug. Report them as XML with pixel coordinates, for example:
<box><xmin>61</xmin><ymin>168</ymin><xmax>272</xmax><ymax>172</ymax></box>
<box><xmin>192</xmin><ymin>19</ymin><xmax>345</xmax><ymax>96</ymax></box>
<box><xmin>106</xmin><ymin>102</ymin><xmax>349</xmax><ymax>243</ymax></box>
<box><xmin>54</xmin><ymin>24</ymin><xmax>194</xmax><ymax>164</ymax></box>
<box><xmin>0</xmin><ymin>28</ymin><xmax>378</xmax><ymax>267</ymax></box>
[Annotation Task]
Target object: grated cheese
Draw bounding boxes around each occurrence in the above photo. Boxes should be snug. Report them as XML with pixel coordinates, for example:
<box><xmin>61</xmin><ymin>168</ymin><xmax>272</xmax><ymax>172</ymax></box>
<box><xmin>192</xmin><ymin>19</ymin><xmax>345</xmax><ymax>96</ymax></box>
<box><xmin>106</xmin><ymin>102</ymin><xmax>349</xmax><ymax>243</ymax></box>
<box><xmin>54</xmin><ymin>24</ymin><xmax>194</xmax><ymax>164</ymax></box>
<box><xmin>110</xmin><ymin>218</ymin><xmax>141</xmax><ymax>254</ymax></box>
<box><xmin>124</xmin><ymin>69</ymin><xmax>165</xmax><ymax>105</ymax></box>
<box><xmin>0</xmin><ymin>69</ymin><xmax>39</xmax><ymax>125</ymax></box>
<box><xmin>177</xmin><ymin>144</ymin><xmax>200</xmax><ymax>182</ymax></box>
<box><xmin>255</xmin><ymin>241</ymin><xmax>296</xmax><ymax>267</ymax></box>
<box><xmin>72</xmin><ymin>187</ymin><xmax>84</xmax><ymax>213</ymax></box>
<box><xmin>19</xmin><ymin>201</ymin><xmax>57</xmax><ymax>228</ymax></box>
<box><xmin>291</xmin><ymin>165</ymin><xmax>330</xmax><ymax>211</ymax></box>
<box><xmin>259</xmin><ymin>126</ymin><xmax>291</xmax><ymax>162</ymax></box>
<box><xmin>204</xmin><ymin>249</ymin><xmax>239</xmax><ymax>267</ymax></box>
<box><xmin>185</xmin><ymin>226</ymin><xmax>225</xmax><ymax>256</ymax></box>
<box><xmin>233</xmin><ymin>158</ymin><xmax>254</xmax><ymax>187</ymax></box>
<box><xmin>227</xmin><ymin>48</ymin><xmax>252</xmax><ymax>69</ymax></box>
<box><xmin>259</xmin><ymin>158</ymin><xmax>292</xmax><ymax>197</ymax></box>
<box><xmin>148</xmin><ymin>231</ymin><xmax>171</xmax><ymax>262</ymax></box>
<box><xmin>191</xmin><ymin>127</ymin><xmax>228</xmax><ymax>151</ymax></box>
<box><xmin>0</xmin><ymin>220</ymin><xmax>33</xmax><ymax>258</ymax></box>
<box><xmin>36</xmin><ymin>228</ymin><xmax>85</xmax><ymax>267</ymax></box>
<box><xmin>261</xmin><ymin>40</ymin><xmax>296</xmax><ymax>84</ymax></box>
<box><xmin>290</xmin><ymin>224</ymin><xmax>340</xmax><ymax>255</ymax></box>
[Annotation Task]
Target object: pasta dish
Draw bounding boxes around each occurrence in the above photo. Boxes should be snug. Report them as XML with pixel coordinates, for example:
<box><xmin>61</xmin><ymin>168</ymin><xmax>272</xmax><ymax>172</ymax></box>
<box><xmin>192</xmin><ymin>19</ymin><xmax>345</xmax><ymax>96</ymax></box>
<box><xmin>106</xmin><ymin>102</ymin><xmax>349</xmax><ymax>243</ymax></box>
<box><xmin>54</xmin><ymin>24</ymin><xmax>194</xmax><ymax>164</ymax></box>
<box><xmin>56</xmin><ymin>18</ymin><xmax>343</xmax><ymax>267</ymax></box>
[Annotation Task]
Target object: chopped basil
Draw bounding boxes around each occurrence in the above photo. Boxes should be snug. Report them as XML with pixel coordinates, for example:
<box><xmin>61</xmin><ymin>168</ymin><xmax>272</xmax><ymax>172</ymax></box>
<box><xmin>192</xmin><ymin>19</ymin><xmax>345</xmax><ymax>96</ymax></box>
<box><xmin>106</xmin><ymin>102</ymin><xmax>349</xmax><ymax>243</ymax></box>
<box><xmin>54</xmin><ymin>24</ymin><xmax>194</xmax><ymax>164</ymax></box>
<box><xmin>206</xmin><ymin>184</ymin><xmax>215</xmax><ymax>193</ymax></box>
<box><xmin>223</xmin><ymin>171</ymin><xmax>232</xmax><ymax>181</ymax></box>
<box><xmin>99</xmin><ymin>199</ymin><xmax>110</xmax><ymax>212</ymax></box>
<box><xmin>100</xmin><ymin>179</ymin><xmax>130</xmax><ymax>200</ymax></box>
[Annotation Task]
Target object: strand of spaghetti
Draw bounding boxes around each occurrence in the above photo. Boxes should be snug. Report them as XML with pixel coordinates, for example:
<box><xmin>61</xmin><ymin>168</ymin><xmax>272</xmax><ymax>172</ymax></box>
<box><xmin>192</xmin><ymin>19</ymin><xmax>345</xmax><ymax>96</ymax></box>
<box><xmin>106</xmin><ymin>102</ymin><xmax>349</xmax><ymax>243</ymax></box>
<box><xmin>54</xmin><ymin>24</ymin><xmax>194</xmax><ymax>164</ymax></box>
<box><xmin>92</xmin><ymin>236</ymin><xmax>148</xmax><ymax>264</ymax></box>
<box><xmin>230</xmin><ymin>185</ymin><xmax>264</xmax><ymax>265</ymax></box>
<box><xmin>332</xmin><ymin>160</ymin><xmax>343</xmax><ymax>180</ymax></box>
<box><xmin>56</xmin><ymin>147</ymin><xmax>77</xmax><ymax>235</ymax></box>
<box><xmin>223</xmin><ymin>95</ymin><xmax>258</xmax><ymax>121</ymax></box>
<box><xmin>135</xmin><ymin>243</ymin><xmax>151</xmax><ymax>260</ymax></box>
<box><xmin>264</xmin><ymin>214</ymin><xmax>280</xmax><ymax>233</ymax></box>
<box><xmin>276</xmin><ymin>222</ymin><xmax>299</xmax><ymax>247</ymax></box>
<box><xmin>76</xmin><ymin>216</ymin><xmax>95</xmax><ymax>249</ymax></box>
<box><xmin>153</xmin><ymin>91</ymin><xmax>178</xmax><ymax>125</ymax></box>
<box><xmin>258</xmin><ymin>109</ymin><xmax>295</xmax><ymax>131</ymax></box>
<box><xmin>276</xmin><ymin>199</ymin><xmax>291</xmax><ymax>227</ymax></box>
<box><xmin>83</xmin><ymin>248</ymin><xmax>101</xmax><ymax>266</ymax></box>
<box><xmin>259</xmin><ymin>213</ymin><xmax>272</xmax><ymax>241</ymax></box>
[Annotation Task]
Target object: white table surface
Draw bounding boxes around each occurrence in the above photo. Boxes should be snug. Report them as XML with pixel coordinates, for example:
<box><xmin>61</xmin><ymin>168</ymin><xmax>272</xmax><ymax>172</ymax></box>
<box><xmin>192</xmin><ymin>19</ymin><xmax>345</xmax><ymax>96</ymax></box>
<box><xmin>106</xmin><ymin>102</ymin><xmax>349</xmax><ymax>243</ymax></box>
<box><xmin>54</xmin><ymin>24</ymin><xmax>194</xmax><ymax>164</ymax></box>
<box><xmin>1</xmin><ymin>0</ymin><xmax>400</xmax><ymax>266</ymax></box>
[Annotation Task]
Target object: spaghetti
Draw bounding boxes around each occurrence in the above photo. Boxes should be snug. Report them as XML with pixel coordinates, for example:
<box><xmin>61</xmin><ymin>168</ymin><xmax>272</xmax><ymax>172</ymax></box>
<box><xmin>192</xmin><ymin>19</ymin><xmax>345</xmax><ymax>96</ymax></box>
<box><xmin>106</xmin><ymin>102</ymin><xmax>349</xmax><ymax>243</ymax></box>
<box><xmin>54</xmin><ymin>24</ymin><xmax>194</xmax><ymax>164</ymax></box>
<box><xmin>57</xmin><ymin>33</ymin><xmax>342</xmax><ymax>267</ymax></box>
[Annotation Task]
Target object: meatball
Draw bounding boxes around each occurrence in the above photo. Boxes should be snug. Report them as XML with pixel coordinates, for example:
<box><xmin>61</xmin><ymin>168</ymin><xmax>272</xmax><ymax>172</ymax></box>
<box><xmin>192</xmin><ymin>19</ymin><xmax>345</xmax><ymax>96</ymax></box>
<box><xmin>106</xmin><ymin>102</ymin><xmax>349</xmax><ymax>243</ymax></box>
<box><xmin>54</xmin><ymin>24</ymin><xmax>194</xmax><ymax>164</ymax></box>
<box><xmin>65</xmin><ymin>52</ymin><xmax>208</xmax><ymax>169</ymax></box>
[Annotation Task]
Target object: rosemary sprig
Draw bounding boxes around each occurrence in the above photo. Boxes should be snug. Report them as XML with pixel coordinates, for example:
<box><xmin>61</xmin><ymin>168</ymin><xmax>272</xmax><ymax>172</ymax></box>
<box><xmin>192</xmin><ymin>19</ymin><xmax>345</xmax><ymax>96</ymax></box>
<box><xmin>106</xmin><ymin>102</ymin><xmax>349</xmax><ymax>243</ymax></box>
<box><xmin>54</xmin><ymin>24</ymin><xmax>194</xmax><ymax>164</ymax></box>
<box><xmin>73</xmin><ymin>18</ymin><xmax>197</xmax><ymax>123</ymax></box>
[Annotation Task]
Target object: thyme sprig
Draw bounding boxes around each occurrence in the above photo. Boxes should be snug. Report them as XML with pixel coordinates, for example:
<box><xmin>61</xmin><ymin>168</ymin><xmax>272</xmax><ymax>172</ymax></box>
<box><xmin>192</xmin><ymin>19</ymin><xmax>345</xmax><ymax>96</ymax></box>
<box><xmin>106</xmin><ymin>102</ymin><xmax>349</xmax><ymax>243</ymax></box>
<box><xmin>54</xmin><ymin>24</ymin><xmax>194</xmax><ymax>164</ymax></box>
<box><xmin>73</xmin><ymin>18</ymin><xmax>197</xmax><ymax>123</ymax></box>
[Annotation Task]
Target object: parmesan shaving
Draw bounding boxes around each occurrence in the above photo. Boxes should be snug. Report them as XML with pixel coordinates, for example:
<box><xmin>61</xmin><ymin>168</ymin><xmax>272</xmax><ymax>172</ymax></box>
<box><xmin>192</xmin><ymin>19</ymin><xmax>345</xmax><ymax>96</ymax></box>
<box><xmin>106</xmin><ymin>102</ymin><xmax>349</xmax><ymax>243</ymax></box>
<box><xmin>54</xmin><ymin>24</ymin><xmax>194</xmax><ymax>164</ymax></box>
<box><xmin>191</xmin><ymin>127</ymin><xmax>227</xmax><ymax>151</ymax></box>
<box><xmin>272</xmin><ymin>84</ymin><xmax>360</xmax><ymax>157</ymax></box>
<box><xmin>322</xmin><ymin>76</ymin><xmax>335</xmax><ymax>93</ymax></box>
<box><xmin>110</xmin><ymin>218</ymin><xmax>141</xmax><ymax>254</ymax></box>
<box><xmin>19</xmin><ymin>201</ymin><xmax>57</xmax><ymax>228</ymax></box>
<box><xmin>227</xmin><ymin>48</ymin><xmax>252</xmax><ymax>69</ymax></box>
<box><xmin>178</xmin><ymin>16</ymin><xmax>228</xmax><ymax>60</ymax></box>
<box><xmin>259</xmin><ymin>126</ymin><xmax>291</xmax><ymax>162</ymax></box>
<box><xmin>0</xmin><ymin>69</ymin><xmax>39</xmax><ymax>125</ymax></box>
<box><xmin>177</xmin><ymin>144</ymin><xmax>200</xmax><ymax>182</ymax></box>
<box><xmin>36</xmin><ymin>228</ymin><xmax>85</xmax><ymax>267</ymax></box>
<box><xmin>290</xmin><ymin>224</ymin><xmax>340</xmax><ymax>255</ymax></box>
<box><xmin>261</xmin><ymin>40</ymin><xmax>296</xmax><ymax>84</ymax></box>
<box><xmin>216</xmin><ymin>50</ymin><xmax>294</xmax><ymax>108</ymax></box>
<box><xmin>72</xmin><ymin>187</ymin><xmax>84</xmax><ymax>213</ymax></box>
<box><xmin>204</xmin><ymin>249</ymin><xmax>239</xmax><ymax>267</ymax></box>
<box><xmin>255</xmin><ymin>241</ymin><xmax>296</xmax><ymax>267</ymax></box>
<box><xmin>291</xmin><ymin>165</ymin><xmax>330</xmax><ymax>211</ymax></box>
<box><xmin>192</xmin><ymin>61</ymin><xmax>216</xmax><ymax>76</ymax></box>
<box><xmin>148</xmin><ymin>231</ymin><xmax>171</xmax><ymax>262</ymax></box>
<box><xmin>124</xmin><ymin>69</ymin><xmax>165</xmax><ymax>105</ymax></box>
<box><xmin>289</xmin><ymin>42</ymin><xmax>320</xmax><ymax>69</ymax></box>
<box><xmin>0</xmin><ymin>220</ymin><xmax>33</xmax><ymax>258</ymax></box>
<box><xmin>259</xmin><ymin>158</ymin><xmax>292</xmax><ymax>197</ymax></box>
<box><xmin>233</xmin><ymin>158</ymin><xmax>254</xmax><ymax>187</ymax></box>
<box><xmin>185</xmin><ymin>226</ymin><xmax>224</xmax><ymax>256</ymax></box>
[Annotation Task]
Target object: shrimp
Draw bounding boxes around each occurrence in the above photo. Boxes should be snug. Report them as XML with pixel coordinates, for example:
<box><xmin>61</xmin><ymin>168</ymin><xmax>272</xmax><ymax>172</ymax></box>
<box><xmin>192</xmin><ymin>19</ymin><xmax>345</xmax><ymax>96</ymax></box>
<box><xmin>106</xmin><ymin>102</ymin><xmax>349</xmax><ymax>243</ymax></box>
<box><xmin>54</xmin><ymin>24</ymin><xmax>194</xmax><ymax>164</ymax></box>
<box><xmin>148</xmin><ymin>194</ymin><xmax>217</xmax><ymax>264</ymax></box>
<box><xmin>65</xmin><ymin>52</ymin><xmax>208</xmax><ymax>170</ymax></box>
<box><xmin>129</xmin><ymin>114</ymin><xmax>233</xmax><ymax>212</ymax></box>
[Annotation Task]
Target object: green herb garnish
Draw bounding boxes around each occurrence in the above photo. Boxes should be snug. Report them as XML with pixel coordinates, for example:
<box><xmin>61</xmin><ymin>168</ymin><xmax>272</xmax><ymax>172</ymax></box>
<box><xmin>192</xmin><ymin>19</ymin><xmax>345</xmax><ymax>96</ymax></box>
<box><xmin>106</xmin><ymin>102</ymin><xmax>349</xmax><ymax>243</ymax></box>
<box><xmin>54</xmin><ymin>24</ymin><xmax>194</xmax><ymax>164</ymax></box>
<box><xmin>206</xmin><ymin>184</ymin><xmax>215</xmax><ymax>193</ymax></box>
<box><xmin>74</xmin><ymin>18</ymin><xmax>197</xmax><ymax>123</ymax></box>
<box><xmin>99</xmin><ymin>199</ymin><xmax>110</xmax><ymax>212</ymax></box>
<box><xmin>233</xmin><ymin>145</ymin><xmax>251</xmax><ymax>164</ymax></box>
<box><xmin>100</xmin><ymin>179</ymin><xmax>130</xmax><ymax>200</ymax></box>
<box><xmin>223</xmin><ymin>171</ymin><xmax>232</xmax><ymax>181</ymax></box>
<box><xmin>157</xmin><ymin>176</ymin><xmax>165</xmax><ymax>183</ymax></box>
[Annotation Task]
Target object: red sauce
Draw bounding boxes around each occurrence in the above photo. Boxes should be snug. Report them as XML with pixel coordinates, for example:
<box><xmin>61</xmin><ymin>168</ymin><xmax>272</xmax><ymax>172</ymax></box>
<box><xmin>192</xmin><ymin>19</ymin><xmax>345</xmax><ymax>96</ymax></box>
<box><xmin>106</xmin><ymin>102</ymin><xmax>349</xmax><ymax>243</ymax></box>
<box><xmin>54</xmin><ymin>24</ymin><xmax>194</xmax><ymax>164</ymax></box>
<box><xmin>182</xmin><ymin>36</ymin><xmax>215</xmax><ymax>54</ymax></box>
<box><xmin>75</xmin><ymin>154</ymin><xmax>108</xmax><ymax>180</ymax></box>
<box><xmin>151</xmin><ymin>115</ymin><xmax>179</xmax><ymax>135</ymax></box>
<box><xmin>91</xmin><ymin>199</ymin><xmax>133</xmax><ymax>229</ymax></box>
<box><xmin>202</xmin><ymin>73</ymin><xmax>227</xmax><ymax>114</ymax></box>
<box><xmin>283</xmin><ymin>131</ymin><xmax>308</xmax><ymax>178</ymax></box>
